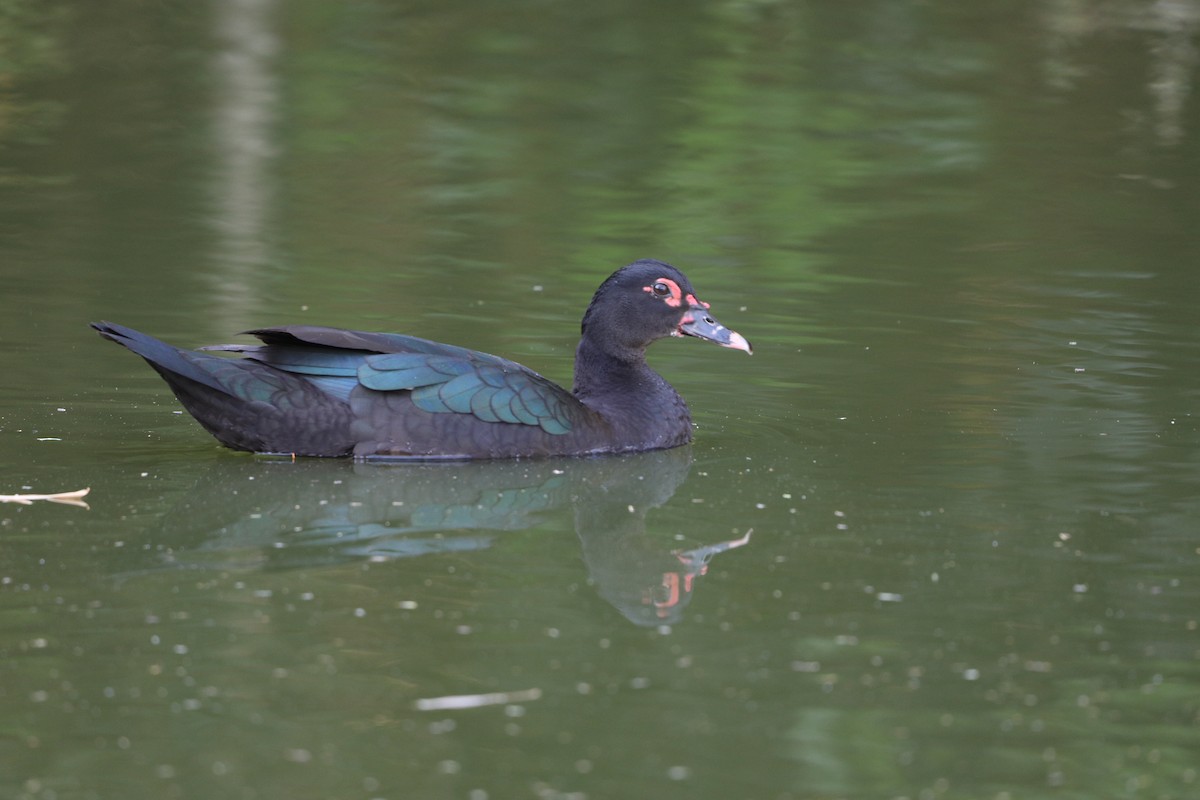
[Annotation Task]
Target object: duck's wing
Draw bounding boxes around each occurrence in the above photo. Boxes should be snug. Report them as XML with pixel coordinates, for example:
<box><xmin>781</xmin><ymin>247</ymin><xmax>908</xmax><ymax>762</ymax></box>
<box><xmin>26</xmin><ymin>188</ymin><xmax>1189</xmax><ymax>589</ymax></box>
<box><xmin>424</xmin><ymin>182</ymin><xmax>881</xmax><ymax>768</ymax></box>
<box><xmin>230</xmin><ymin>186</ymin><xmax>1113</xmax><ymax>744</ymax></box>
<box><xmin>223</xmin><ymin>326</ymin><xmax>579</xmax><ymax>435</ymax></box>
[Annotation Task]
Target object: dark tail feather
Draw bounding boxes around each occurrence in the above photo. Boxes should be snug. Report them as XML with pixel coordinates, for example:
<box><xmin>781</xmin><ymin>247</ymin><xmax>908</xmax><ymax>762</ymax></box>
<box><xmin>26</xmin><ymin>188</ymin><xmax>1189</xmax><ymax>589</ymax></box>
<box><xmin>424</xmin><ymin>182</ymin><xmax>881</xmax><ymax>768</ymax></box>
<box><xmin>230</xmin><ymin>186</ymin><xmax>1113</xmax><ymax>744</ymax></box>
<box><xmin>91</xmin><ymin>321</ymin><xmax>355</xmax><ymax>455</ymax></box>
<box><xmin>91</xmin><ymin>321</ymin><xmax>232</xmax><ymax>396</ymax></box>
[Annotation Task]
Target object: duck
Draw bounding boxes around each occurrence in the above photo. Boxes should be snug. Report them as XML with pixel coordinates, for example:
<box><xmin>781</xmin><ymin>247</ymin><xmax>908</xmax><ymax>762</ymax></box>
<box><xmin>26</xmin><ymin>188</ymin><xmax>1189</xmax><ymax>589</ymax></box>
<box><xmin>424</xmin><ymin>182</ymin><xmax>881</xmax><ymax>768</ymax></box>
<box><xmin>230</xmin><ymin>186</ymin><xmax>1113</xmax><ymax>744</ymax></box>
<box><xmin>91</xmin><ymin>259</ymin><xmax>751</xmax><ymax>459</ymax></box>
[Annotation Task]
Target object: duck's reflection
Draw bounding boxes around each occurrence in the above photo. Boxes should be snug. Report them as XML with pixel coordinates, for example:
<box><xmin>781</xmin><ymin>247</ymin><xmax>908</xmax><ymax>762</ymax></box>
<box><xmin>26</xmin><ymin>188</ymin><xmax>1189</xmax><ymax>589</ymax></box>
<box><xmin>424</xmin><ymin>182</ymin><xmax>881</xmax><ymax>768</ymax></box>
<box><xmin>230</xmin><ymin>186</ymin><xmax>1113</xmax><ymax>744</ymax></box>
<box><xmin>569</xmin><ymin>459</ymin><xmax>752</xmax><ymax>626</ymax></box>
<box><xmin>155</xmin><ymin>448</ymin><xmax>750</xmax><ymax>625</ymax></box>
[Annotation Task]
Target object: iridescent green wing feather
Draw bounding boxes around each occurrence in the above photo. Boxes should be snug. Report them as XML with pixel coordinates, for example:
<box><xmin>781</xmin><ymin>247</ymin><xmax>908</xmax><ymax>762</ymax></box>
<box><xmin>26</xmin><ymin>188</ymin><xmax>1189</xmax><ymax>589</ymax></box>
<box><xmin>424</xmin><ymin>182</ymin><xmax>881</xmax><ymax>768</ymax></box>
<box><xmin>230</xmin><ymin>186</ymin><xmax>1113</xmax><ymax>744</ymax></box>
<box><xmin>245</xmin><ymin>327</ymin><xmax>576</xmax><ymax>435</ymax></box>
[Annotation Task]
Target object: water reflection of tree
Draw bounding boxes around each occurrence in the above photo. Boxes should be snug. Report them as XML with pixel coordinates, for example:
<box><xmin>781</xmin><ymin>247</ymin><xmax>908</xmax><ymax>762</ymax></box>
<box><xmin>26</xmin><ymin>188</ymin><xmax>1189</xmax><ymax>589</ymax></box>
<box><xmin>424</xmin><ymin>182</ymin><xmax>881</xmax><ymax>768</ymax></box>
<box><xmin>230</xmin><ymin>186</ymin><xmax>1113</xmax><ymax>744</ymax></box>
<box><xmin>1038</xmin><ymin>0</ymin><xmax>1199</xmax><ymax>146</ymax></box>
<box><xmin>0</xmin><ymin>0</ymin><xmax>67</xmax><ymax>151</ymax></box>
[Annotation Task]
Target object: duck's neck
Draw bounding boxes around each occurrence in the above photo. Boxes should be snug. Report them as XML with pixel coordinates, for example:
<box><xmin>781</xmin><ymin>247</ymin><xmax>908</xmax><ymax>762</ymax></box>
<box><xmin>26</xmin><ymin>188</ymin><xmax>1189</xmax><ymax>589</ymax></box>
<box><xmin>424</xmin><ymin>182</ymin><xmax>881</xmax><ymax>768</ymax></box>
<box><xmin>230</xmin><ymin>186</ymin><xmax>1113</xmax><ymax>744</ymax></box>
<box><xmin>572</xmin><ymin>336</ymin><xmax>692</xmax><ymax>449</ymax></box>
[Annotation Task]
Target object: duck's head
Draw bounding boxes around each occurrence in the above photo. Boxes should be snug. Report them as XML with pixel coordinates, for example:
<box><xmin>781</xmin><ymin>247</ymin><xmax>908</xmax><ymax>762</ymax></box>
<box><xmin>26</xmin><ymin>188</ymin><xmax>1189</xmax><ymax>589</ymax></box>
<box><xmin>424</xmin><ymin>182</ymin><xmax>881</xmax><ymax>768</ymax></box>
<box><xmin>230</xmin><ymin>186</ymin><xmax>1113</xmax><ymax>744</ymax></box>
<box><xmin>581</xmin><ymin>259</ymin><xmax>752</xmax><ymax>357</ymax></box>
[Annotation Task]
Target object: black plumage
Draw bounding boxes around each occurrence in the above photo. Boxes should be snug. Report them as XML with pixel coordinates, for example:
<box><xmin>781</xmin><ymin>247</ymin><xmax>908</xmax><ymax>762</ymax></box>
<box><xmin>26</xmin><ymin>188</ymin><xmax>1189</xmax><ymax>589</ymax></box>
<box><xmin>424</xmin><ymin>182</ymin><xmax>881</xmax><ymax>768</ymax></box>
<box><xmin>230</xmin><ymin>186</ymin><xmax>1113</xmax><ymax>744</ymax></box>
<box><xmin>92</xmin><ymin>259</ymin><xmax>751</xmax><ymax>459</ymax></box>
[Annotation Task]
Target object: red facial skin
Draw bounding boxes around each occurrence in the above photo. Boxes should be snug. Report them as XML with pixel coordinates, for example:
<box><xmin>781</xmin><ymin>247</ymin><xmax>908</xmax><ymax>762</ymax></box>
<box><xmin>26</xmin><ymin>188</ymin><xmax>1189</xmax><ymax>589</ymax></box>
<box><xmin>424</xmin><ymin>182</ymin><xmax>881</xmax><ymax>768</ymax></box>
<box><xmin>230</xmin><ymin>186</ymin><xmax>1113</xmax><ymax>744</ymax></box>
<box><xmin>642</xmin><ymin>277</ymin><xmax>685</xmax><ymax>307</ymax></box>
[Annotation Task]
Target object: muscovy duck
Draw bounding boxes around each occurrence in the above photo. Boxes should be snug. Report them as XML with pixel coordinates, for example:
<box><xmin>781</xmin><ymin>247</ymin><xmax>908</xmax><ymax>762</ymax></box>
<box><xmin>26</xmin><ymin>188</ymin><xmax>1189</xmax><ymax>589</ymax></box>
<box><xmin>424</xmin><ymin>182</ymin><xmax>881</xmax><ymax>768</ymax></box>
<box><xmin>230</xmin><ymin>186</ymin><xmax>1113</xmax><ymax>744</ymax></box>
<box><xmin>91</xmin><ymin>259</ymin><xmax>751</xmax><ymax>459</ymax></box>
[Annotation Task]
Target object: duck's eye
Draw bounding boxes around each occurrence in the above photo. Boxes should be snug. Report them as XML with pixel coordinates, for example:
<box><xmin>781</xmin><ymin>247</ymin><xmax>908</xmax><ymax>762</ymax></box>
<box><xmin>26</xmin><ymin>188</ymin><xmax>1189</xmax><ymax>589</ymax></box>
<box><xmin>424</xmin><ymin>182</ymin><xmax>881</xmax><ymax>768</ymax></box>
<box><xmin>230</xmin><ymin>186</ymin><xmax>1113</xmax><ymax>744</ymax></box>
<box><xmin>651</xmin><ymin>282</ymin><xmax>670</xmax><ymax>296</ymax></box>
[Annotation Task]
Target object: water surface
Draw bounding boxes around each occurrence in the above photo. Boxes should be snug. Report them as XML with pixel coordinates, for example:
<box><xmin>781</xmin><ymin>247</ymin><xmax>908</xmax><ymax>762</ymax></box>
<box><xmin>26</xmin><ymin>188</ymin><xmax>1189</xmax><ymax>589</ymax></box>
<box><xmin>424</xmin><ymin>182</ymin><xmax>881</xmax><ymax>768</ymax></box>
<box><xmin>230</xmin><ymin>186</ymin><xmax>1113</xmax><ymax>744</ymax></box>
<box><xmin>2</xmin><ymin>1</ymin><xmax>1198</xmax><ymax>798</ymax></box>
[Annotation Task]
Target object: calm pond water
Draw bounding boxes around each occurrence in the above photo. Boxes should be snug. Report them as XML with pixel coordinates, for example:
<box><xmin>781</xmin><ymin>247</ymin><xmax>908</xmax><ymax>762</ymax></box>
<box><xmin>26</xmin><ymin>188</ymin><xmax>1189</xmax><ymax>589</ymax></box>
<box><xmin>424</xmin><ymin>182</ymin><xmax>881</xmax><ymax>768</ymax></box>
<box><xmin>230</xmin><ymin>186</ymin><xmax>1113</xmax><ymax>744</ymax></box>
<box><xmin>2</xmin><ymin>1</ymin><xmax>1199</xmax><ymax>798</ymax></box>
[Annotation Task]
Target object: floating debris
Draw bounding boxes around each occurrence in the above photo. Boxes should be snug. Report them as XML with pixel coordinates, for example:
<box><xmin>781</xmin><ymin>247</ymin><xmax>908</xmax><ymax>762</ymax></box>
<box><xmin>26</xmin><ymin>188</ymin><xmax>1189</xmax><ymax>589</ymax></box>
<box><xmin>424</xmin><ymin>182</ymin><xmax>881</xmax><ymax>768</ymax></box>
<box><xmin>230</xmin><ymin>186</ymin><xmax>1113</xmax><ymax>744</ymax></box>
<box><xmin>415</xmin><ymin>687</ymin><xmax>542</xmax><ymax>711</ymax></box>
<box><xmin>0</xmin><ymin>488</ymin><xmax>91</xmax><ymax>509</ymax></box>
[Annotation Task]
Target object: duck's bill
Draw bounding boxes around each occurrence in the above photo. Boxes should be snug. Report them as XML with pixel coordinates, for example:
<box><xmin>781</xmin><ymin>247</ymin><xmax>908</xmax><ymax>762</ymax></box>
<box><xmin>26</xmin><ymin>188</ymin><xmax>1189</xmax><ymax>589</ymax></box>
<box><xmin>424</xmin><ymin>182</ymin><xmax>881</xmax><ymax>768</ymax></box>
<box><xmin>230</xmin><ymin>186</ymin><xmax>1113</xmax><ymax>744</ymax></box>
<box><xmin>679</xmin><ymin>311</ymin><xmax>753</xmax><ymax>354</ymax></box>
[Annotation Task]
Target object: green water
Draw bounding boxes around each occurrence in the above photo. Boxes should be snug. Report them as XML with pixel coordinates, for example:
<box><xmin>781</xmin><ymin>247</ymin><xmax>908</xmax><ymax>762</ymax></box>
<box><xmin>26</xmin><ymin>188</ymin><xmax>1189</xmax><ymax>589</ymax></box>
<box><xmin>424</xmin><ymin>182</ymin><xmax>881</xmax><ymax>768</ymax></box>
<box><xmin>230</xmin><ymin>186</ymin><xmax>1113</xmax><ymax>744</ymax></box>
<box><xmin>2</xmin><ymin>1</ymin><xmax>1198</xmax><ymax>798</ymax></box>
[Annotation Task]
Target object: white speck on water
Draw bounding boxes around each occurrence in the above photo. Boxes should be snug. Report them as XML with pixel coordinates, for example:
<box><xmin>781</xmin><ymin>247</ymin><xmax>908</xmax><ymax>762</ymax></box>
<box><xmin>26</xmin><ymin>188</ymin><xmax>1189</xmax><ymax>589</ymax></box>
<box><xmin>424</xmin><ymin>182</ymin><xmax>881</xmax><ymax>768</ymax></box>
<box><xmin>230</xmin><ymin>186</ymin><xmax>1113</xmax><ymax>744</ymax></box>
<box><xmin>532</xmin><ymin>285</ymin><xmax>544</xmax><ymax>292</ymax></box>
<box><xmin>630</xmin><ymin>676</ymin><xmax>650</xmax><ymax>689</ymax></box>
<box><xmin>627</xmin><ymin>504</ymin><xmax>636</xmax><ymax>513</ymax></box>
<box><xmin>963</xmin><ymin>668</ymin><xmax>981</xmax><ymax>681</ymax></box>
<box><xmin>1073</xmin><ymin>584</ymin><xmax>1088</xmax><ymax>593</ymax></box>
<box><xmin>667</xmin><ymin>766</ymin><xmax>692</xmax><ymax>780</ymax></box>
<box><xmin>354</xmin><ymin>608</ymin><xmax>366</xmax><ymax>617</ymax></box>
<box><xmin>285</xmin><ymin>748</ymin><xmax>312</xmax><ymax>764</ymax></box>
<box><xmin>1074</xmin><ymin>367</ymin><xmax>1085</xmax><ymax>373</ymax></box>
<box><xmin>417</xmin><ymin>688</ymin><xmax>541</xmax><ymax>711</ymax></box>
<box><xmin>876</xmin><ymin>592</ymin><xmax>903</xmax><ymax>603</ymax></box>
